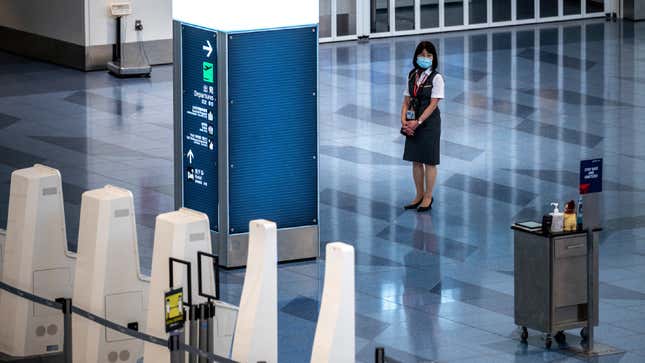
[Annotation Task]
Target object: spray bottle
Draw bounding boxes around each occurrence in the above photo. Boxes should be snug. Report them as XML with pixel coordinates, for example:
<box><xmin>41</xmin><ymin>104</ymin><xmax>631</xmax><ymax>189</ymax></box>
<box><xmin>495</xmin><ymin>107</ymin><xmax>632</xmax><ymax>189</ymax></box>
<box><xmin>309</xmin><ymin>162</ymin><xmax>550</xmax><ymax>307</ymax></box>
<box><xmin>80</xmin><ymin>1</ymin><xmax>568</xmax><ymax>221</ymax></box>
<box><xmin>550</xmin><ymin>202</ymin><xmax>564</xmax><ymax>233</ymax></box>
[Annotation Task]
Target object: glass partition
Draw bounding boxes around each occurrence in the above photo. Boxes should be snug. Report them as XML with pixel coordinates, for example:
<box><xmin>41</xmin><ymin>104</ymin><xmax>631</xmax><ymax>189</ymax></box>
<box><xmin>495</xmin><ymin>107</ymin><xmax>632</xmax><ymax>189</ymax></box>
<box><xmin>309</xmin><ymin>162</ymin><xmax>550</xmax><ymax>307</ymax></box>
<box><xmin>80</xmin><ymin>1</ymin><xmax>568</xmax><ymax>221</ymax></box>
<box><xmin>321</xmin><ymin>0</ymin><xmax>605</xmax><ymax>42</ymax></box>
<box><xmin>493</xmin><ymin>0</ymin><xmax>512</xmax><ymax>21</ymax></box>
<box><xmin>371</xmin><ymin>0</ymin><xmax>390</xmax><ymax>33</ymax></box>
<box><xmin>586</xmin><ymin>0</ymin><xmax>604</xmax><ymax>13</ymax></box>
<box><xmin>421</xmin><ymin>0</ymin><xmax>440</xmax><ymax>28</ymax></box>
<box><xmin>320</xmin><ymin>0</ymin><xmax>332</xmax><ymax>38</ymax></box>
<box><xmin>444</xmin><ymin>0</ymin><xmax>464</xmax><ymax>26</ymax></box>
<box><xmin>396</xmin><ymin>0</ymin><xmax>416</xmax><ymax>31</ymax></box>
<box><xmin>469</xmin><ymin>0</ymin><xmax>488</xmax><ymax>24</ymax></box>
<box><xmin>337</xmin><ymin>0</ymin><xmax>357</xmax><ymax>36</ymax></box>
<box><xmin>517</xmin><ymin>0</ymin><xmax>535</xmax><ymax>19</ymax></box>
<box><xmin>564</xmin><ymin>0</ymin><xmax>582</xmax><ymax>15</ymax></box>
<box><xmin>540</xmin><ymin>0</ymin><xmax>559</xmax><ymax>17</ymax></box>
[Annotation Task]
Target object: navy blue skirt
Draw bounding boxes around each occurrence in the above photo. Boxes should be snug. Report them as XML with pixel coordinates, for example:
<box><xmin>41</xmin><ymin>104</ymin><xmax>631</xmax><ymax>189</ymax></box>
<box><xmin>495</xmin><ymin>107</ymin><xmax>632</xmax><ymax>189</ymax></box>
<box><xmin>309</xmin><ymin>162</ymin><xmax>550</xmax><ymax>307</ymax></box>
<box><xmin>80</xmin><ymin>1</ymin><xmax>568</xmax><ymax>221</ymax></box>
<box><xmin>403</xmin><ymin>109</ymin><xmax>441</xmax><ymax>165</ymax></box>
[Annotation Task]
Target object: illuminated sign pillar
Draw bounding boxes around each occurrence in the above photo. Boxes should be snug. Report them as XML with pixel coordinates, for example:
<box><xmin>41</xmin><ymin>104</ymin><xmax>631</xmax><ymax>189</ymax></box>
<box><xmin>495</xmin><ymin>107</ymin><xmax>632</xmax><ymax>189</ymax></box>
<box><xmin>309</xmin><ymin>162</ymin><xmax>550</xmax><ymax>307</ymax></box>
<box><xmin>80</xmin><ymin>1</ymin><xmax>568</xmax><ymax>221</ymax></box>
<box><xmin>173</xmin><ymin>0</ymin><xmax>320</xmax><ymax>267</ymax></box>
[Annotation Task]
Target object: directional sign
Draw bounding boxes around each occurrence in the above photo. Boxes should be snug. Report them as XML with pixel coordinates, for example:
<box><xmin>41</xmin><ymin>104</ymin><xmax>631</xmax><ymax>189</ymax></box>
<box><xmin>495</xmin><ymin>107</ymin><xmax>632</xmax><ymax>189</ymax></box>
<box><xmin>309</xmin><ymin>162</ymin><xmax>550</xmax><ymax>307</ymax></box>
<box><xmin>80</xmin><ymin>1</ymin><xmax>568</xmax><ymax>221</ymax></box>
<box><xmin>187</xmin><ymin>149</ymin><xmax>194</xmax><ymax>164</ymax></box>
<box><xmin>182</xmin><ymin>24</ymin><xmax>218</xmax><ymax>231</ymax></box>
<box><xmin>202</xmin><ymin>40</ymin><xmax>213</xmax><ymax>57</ymax></box>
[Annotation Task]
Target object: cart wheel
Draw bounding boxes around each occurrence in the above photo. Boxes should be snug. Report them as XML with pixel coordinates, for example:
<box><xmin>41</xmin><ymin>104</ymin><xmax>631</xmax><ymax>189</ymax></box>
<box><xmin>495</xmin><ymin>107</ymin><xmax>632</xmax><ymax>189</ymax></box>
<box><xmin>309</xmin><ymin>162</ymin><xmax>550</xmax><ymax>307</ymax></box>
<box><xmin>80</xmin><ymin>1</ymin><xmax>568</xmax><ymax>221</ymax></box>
<box><xmin>545</xmin><ymin>335</ymin><xmax>553</xmax><ymax>349</ymax></box>
<box><xmin>554</xmin><ymin>331</ymin><xmax>566</xmax><ymax>345</ymax></box>
<box><xmin>521</xmin><ymin>327</ymin><xmax>528</xmax><ymax>343</ymax></box>
<box><xmin>580</xmin><ymin>328</ymin><xmax>588</xmax><ymax>341</ymax></box>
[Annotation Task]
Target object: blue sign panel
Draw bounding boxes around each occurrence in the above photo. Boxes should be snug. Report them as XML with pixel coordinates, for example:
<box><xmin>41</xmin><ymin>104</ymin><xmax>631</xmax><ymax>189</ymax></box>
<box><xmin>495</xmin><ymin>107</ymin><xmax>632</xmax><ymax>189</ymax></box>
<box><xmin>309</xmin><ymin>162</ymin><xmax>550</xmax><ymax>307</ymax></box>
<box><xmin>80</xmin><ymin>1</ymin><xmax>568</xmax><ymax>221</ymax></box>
<box><xmin>580</xmin><ymin>158</ymin><xmax>602</xmax><ymax>194</ymax></box>
<box><xmin>181</xmin><ymin>24</ymin><xmax>218</xmax><ymax>231</ymax></box>
<box><xmin>227</xmin><ymin>26</ymin><xmax>318</xmax><ymax>234</ymax></box>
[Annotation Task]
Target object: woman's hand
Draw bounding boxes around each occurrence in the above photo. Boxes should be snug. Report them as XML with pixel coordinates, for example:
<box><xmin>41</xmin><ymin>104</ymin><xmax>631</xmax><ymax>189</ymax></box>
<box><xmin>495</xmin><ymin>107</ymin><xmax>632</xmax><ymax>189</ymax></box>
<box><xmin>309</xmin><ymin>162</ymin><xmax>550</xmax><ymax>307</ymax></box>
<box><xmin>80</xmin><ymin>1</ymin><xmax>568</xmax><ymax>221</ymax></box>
<box><xmin>403</xmin><ymin>123</ymin><xmax>414</xmax><ymax>136</ymax></box>
<box><xmin>405</xmin><ymin>120</ymin><xmax>420</xmax><ymax>135</ymax></box>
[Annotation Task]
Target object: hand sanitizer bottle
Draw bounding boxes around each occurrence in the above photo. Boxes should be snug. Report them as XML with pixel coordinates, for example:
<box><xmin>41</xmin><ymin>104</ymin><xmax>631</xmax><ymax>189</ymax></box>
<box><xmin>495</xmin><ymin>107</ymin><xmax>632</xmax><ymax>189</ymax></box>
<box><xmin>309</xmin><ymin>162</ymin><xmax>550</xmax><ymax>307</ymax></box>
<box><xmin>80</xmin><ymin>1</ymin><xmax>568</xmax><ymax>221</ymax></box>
<box><xmin>550</xmin><ymin>202</ymin><xmax>564</xmax><ymax>233</ymax></box>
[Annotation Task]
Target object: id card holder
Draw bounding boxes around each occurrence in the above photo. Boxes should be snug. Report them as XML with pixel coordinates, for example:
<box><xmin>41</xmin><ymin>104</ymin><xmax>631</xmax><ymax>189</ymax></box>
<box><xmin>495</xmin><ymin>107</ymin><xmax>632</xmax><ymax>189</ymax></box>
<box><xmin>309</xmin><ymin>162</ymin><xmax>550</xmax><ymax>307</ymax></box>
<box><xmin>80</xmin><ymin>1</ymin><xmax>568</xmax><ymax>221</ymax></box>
<box><xmin>406</xmin><ymin>110</ymin><xmax>415</xmax><ymax>120</ymax></box>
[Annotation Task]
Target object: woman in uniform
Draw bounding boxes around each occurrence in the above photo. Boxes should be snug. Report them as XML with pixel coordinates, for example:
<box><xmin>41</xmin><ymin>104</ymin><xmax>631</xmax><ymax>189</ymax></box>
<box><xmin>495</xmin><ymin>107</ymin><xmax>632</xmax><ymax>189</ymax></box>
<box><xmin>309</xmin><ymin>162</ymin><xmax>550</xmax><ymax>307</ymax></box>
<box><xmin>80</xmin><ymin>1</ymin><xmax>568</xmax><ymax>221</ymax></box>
<box><xmin>400</xmin><ymin>41</ymin><xmax>444</xmax><ymax>212</ymax></box>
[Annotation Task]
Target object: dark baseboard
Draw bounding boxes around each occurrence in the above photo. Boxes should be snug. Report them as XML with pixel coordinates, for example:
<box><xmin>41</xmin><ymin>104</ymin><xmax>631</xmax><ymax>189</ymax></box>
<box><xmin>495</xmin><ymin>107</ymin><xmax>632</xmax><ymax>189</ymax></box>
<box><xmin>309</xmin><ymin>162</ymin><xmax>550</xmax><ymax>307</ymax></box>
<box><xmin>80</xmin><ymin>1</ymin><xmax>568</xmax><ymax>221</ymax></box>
<box><xmin>0</xmin><ymin>26</ymin><xmax>172</xmax><ymax>71</ymax></box>
<box><xmin>0</xmin><ymin>26</ymin><xmax>86</xmax><ymax>70</ymax></box>
<box><xmin>0</xmin><ymin>352</ymin><xmax>64</xmax><ymax>362</ymax></box>
<box><xmin>85</xmin><ymin>38</ymin><xmax>173</xmax><ymax>71</ymax></box>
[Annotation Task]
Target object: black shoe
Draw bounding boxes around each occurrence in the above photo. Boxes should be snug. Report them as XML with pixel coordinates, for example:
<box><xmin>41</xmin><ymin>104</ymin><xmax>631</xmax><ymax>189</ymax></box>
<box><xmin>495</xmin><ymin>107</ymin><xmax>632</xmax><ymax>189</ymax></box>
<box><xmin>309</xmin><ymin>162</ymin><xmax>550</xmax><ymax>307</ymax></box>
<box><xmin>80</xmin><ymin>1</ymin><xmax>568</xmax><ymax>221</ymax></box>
<box><xmin>404</xmin><ymin>200</ymin><xmax>423</xmax><ymax>210</ymax></box>
<box><xmin>417</xmin><ymin>197</ymin><xmax>434</xmax><ymax>212</ymax></box>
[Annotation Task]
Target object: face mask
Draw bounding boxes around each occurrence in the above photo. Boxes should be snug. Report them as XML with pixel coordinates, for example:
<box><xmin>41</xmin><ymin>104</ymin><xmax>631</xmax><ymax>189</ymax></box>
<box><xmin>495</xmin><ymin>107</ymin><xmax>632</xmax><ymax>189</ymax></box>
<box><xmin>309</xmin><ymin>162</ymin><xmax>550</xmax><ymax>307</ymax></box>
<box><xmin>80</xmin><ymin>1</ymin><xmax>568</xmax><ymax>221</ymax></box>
<box><xmin>417</xmin><ymin>56</ymin><xmax>433</xmax><ymax>69</ymax></box>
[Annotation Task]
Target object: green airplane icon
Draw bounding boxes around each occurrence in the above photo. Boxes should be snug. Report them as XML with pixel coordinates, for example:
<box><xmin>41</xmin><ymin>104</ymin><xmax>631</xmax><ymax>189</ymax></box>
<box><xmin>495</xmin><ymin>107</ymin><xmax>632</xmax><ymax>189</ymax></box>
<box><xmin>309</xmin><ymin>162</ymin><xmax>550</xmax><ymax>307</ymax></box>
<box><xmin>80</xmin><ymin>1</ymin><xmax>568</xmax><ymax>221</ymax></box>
<box><xmin>203</xmin><ymin>61</ymin><xmax>214</xmax><ymax>83</ymax></box>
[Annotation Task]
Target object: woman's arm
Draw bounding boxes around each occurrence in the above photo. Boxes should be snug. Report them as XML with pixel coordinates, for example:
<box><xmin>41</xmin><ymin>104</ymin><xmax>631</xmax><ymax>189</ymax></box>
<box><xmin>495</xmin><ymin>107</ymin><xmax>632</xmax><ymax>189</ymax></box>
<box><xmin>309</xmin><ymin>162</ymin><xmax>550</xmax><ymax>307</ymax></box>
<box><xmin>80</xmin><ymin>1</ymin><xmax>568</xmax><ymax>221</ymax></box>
<box><xmin>406</xmin><ymin>98</ymin><xmax>440</xmax><ymax>134</ymax></box>
<box><xmin>400</xmin><ymin>96</ymin><xmax>410</xmax><ymax>126</ymax></box>
<box><xmin>418</xmin><ymin>98</ymin><xmax>440</xmax><ymax>124</ymax></box>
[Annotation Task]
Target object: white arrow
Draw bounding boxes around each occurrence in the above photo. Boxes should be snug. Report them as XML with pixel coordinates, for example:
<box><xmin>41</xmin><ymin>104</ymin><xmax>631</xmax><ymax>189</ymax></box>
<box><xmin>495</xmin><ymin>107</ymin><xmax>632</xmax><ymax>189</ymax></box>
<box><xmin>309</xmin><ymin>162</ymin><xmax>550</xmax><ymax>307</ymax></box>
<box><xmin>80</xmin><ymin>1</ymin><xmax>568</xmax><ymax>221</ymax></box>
<box><xmin>187</xmin><ymin>149</ymin><xmax>194</xmax><ymax>164</ymax></box>
<box><xmin>202</xmin><ymin>40</ymin><xmax>213</xmax><ymax>58</ymax></box>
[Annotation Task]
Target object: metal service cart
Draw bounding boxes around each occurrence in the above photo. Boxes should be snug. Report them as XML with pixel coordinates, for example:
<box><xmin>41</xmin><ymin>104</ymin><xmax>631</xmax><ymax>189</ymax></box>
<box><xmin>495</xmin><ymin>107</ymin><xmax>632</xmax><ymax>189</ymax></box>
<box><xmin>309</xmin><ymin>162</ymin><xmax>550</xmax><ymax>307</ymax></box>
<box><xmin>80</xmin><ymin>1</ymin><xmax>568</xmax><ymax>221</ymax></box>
<box><xmin>513</xmin><ymin>227</ymin><xmax>599</xmax><ymax>348</ymax></box>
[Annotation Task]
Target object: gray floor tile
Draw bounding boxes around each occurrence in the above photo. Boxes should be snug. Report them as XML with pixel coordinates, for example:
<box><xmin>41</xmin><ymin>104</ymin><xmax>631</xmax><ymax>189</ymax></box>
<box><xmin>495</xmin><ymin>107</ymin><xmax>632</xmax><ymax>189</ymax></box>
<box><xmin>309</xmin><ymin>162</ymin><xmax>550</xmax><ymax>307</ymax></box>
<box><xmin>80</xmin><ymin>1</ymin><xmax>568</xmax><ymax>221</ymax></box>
<box><xmin>442</xmin><ymin>173</ymin><xmax>537</xmax><ymax>206</ymax></box>
<box><xmin>515</xmin><ymin>119</ymin><xmax>604</xmax><ymax>148</ymax></box>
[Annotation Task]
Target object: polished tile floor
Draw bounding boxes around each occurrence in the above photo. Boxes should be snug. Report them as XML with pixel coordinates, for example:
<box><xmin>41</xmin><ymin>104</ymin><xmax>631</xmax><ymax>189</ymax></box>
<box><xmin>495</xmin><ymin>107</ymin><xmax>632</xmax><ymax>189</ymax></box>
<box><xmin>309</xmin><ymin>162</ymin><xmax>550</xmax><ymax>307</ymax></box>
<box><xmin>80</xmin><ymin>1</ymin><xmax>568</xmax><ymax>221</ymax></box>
<box><xmin>2</xmin><ymin>18</ymin><xmax>645</xmax><ymax>363</ymax></box>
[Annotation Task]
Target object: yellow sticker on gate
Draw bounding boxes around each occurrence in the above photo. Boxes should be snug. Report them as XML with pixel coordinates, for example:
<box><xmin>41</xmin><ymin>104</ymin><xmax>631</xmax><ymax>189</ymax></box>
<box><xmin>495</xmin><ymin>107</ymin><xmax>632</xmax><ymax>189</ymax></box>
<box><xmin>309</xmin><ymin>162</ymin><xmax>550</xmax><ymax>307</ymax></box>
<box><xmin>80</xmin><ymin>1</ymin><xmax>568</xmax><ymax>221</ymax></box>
<box><xmin>165</xmin><ymin>288</ymin><xmax>185</xmax><ymax>332</ymax></box>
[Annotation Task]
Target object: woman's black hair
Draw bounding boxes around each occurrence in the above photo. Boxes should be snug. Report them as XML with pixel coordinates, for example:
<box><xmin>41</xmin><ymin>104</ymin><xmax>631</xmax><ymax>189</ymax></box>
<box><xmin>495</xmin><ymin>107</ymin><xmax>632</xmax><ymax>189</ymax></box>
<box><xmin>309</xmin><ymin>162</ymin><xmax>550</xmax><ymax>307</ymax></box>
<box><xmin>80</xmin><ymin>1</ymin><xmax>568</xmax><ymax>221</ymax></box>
<box><xmin>412</xmin><ymin>41</ymin><xmax>438</xmax><ymax>71</ymax></box>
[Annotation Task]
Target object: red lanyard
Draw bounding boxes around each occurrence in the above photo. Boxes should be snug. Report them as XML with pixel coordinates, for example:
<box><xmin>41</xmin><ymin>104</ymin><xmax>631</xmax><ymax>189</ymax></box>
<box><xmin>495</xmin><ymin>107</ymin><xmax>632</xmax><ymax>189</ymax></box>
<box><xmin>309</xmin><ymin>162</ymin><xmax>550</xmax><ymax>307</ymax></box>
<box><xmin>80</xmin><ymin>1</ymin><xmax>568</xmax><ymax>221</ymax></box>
<box><xmin>413</xmin><ymin>70</ymin><xmax>430</xmax><ymax>97</ymax></box>
<box><xmin>413</xmin><ymin>76</ymin><xmax>421</xmax><ymax>97</ymax></box>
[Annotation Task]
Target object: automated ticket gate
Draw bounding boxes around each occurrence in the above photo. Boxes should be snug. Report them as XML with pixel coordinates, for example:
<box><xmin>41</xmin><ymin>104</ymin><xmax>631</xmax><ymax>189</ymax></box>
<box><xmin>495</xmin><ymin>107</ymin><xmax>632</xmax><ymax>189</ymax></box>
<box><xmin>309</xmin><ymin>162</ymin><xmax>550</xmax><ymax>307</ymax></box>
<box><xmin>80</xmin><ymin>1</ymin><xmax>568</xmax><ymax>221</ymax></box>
<box><xmin>0</xmin><ymin>164</ymin><xmax>75</xmax><ymax>357</ymax></box>
<box><xmin>72</xmin><ymin>185</ymin><xmax>149</xmax><ymax>363</ymax></box>
<box><xmin>143</xmin><ymin>208</ymin><xmax>237</xmax><ymax>363</ymax></box>
<box><xmin>311</xmin><ymin>242</ymin><xmax>355</xmax><ymax>363</ymax></box>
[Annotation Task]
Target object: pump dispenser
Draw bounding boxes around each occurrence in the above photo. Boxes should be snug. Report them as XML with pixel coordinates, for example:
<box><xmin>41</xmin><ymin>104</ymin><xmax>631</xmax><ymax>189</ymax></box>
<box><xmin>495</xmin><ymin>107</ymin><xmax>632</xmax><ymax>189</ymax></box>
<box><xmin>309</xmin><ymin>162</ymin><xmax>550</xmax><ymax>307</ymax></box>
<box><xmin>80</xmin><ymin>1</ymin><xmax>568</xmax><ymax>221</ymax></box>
<box><xmin>550</xmin><ymin>203</ymin><xmax>564</xmax><ymax>233</ymax></box>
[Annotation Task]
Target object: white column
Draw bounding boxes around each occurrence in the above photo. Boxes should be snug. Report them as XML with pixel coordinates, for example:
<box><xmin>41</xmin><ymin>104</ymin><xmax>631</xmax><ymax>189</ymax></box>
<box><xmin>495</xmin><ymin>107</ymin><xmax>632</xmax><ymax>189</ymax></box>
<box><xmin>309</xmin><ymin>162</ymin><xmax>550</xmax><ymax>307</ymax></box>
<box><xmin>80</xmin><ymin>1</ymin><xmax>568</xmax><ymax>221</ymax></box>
<box><xmin>310</xmin><ymin>242</ymin><xmax>355</xmax><ymax>363</ymax></box>
<box><xmin>332</xmin><ymin>0</ymin><xmax>338</xmax><ymax>38</ymax></box>
<box><xmin>0</xmin><ymin>164</ymin><xmax>75</xmax><ymax>357</ymax></box>
<box><xmin>357</xmin><ymin>0</ymin><xmax>372</xmax><ymax>36</ymax></box>
<box><xmin>72</xmin><ymin>185</ymin><xmax>148</xmax><ymax>363</ymax></box>
<box><xmin>231</xmin><ymin>220</ymin><xmax>278</xmax><ymax>363</ymax></box>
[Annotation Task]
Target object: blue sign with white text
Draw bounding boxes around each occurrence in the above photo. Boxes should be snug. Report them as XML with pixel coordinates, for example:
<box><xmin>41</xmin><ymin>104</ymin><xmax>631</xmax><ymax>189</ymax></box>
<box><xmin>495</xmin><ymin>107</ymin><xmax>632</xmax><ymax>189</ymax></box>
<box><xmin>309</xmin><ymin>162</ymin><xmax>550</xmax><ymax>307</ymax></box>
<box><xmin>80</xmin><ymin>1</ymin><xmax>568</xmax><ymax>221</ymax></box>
<box><xmin>580</xmin><ymin>158</ymin><xmax>602</xmax><ymax>194</ymax></box>
<box><xmin>181</xmin><ymin>24</ymin><xmax>218</xmax><ymax>231</ymax></box>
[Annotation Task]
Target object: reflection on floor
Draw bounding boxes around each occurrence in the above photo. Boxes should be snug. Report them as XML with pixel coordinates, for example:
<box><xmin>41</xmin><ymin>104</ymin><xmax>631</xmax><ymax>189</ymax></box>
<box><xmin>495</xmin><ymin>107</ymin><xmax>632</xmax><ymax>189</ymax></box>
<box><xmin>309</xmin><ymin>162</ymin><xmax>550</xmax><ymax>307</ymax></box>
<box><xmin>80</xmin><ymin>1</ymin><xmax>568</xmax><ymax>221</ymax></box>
<box><xmin>1</xmin><ymin>18</ymin><xmax>645</xmax><ymax>363</ymax></box>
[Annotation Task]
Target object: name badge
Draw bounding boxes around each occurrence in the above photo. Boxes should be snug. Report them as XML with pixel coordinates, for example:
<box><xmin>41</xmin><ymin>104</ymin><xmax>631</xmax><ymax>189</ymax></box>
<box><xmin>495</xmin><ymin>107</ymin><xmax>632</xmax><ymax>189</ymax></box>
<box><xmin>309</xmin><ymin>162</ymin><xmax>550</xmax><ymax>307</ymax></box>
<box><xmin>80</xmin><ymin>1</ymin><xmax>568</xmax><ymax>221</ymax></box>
<box><xmin>406</xmin><ymin>110</ymin><xmax>415</xmax><ymax>120</ymax></box>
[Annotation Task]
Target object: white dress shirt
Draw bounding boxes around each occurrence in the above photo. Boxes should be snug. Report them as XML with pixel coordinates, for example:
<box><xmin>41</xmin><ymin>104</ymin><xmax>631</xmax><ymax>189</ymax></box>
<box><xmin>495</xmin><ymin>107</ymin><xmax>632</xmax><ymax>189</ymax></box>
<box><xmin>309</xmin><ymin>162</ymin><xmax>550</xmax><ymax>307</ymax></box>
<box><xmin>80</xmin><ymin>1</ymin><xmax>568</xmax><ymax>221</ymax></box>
<box><xmin>403</xmin><ymin>72</ymin><xmax>445</xmax><ymax>99</ymax></box>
